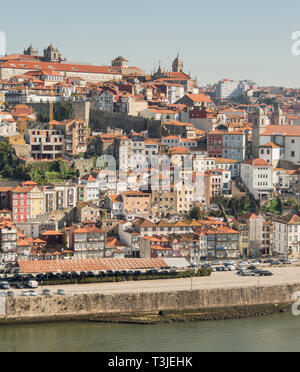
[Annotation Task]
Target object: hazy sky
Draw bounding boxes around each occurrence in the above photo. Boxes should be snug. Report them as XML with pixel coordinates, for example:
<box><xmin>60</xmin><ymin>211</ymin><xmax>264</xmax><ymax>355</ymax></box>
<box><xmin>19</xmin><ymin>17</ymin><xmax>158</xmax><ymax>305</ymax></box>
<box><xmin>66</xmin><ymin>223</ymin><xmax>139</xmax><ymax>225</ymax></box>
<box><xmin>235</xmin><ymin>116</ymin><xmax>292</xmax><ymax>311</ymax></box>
<box><xmin>2</xmin><ymin>0</ymin><xmax>300</xmax><ymax>87</ymax></box>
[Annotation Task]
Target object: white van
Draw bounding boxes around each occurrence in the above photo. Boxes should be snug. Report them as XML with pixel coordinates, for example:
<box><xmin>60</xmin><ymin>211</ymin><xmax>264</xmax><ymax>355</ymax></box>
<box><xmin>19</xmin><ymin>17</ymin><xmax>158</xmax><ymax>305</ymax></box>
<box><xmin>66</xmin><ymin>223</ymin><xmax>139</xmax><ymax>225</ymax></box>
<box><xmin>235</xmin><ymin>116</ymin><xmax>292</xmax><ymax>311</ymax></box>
<box><xmin>27</xmin><ymin>280</ymin><xmax>38</xmax><ymax>289</ymax></box>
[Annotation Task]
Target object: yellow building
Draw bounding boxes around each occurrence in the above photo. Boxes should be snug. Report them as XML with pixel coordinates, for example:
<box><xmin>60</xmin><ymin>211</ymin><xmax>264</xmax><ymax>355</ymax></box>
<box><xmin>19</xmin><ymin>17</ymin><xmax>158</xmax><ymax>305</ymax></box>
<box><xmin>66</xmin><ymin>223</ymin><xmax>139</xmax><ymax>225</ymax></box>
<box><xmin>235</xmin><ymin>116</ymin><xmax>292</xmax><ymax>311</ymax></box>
<box><xmin>21</xmin><ymin>181</ymin><xmax>44</xmax><ymax>219</ymax></box>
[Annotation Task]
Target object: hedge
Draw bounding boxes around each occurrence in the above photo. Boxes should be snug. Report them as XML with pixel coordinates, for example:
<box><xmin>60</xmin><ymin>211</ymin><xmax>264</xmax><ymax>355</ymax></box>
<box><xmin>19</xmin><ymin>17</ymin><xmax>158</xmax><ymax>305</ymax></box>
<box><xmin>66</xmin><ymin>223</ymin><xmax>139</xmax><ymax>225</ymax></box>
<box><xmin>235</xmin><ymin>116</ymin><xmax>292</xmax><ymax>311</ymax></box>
<box><xmin>40</xmin><ymin>269</ymin><xmax>211</xmax><ymax>286</ymax></box>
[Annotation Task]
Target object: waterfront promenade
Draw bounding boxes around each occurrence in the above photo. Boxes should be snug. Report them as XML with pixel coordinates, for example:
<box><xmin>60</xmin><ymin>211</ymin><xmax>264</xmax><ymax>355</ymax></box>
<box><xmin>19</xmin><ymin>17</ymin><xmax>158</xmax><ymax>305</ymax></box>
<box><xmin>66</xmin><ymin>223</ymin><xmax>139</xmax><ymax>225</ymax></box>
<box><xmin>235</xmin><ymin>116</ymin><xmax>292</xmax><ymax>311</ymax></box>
<box><xmin>9</xmin><ymin>266</ymin><xmax>300</xmax><ymax>296</ymax></box>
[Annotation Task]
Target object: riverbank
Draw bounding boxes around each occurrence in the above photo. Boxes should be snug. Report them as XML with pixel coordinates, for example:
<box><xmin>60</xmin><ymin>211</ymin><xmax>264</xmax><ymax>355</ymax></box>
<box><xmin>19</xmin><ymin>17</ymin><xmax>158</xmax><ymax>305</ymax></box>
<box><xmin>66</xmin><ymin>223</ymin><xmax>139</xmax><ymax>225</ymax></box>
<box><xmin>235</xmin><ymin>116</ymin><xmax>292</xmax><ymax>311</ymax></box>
<box><xmin>89</xmin><ymin>303</ymin><xmax>292</xmax><ymax>324</ymax></box>
<box><xmin>0</xmin><ymin>279</ymin><xmax>298</xmax><ymax>325</ymax></box>
<box><xmin>0</xmin><ymin>302</ymin><xmax>292</xmax><ymax>326</ymax></box>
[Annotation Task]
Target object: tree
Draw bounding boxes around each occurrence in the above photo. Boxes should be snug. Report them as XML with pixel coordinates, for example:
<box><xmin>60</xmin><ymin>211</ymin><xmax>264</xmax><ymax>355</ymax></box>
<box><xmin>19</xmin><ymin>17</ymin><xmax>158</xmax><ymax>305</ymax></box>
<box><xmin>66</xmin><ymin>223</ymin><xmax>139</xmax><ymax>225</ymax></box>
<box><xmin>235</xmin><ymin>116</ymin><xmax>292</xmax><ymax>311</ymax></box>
<box><xmin>189</xmin><ymin>207</ymin><xmax>203</xmax><ymax>220</ymax></box>
<box><xmin>37</xmin><ymin>112</ymin><xmax>50</xmax><ymax>123</ymax></box>
<box><xmin>54</xmin><ymin>102</ymin><xmax>75</xmax><ymax>121</ymax></box>
<box><xmin>0</xmin><ymin>139</ymin><xmax>30</xmax><ymax>180</ymax></box>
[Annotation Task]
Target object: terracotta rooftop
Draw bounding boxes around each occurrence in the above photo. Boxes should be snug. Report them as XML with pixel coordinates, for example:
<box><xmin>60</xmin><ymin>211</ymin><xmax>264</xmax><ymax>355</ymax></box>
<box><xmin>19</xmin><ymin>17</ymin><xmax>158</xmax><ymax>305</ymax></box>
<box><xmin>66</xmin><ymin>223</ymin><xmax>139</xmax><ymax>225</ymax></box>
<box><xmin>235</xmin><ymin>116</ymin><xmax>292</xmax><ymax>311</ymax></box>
<box><xmin>18</xmin><ymin>258</ymin><xmax>169</xmax><ymax>274</ymax></box>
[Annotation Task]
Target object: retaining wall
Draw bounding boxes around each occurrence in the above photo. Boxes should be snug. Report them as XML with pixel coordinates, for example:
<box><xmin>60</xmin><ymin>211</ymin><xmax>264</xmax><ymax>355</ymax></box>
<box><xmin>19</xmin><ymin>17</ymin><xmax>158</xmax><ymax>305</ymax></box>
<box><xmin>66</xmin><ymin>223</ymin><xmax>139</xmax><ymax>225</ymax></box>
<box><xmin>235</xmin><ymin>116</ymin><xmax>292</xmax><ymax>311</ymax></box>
<box><xmin>1</xmin><ymin>283</ymin><xmax>298</xmax><ymax>322</ymax></box>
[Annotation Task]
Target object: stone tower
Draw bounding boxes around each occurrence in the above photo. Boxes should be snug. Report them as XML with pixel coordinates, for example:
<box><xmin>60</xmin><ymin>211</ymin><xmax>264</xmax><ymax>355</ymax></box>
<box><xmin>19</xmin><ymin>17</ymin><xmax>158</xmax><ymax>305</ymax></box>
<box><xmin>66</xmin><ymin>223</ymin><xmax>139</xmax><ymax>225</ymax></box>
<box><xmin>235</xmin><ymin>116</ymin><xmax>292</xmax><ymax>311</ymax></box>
<box><xmin>111</xmin><ymin>56</ymin><xmax>129</xmax><ymax>69</ymax></box>
<box><xmin>172</xmin><ymin>54</ymin><xmax>184</xmax><ymax>73</ymax></box>
<box><xmin>250</xmin><ymin>107</ymin><xmax>268</xmax><ymax>158</ymax></box>
<box><xmin>43</xmin><ymin>44</ymin><xmax>63</xmax><ymax>63</ymax></box>
<box><xmin>272</xmin><ymin>103</ymin><xmax>285</xmax><ymax>125</ymax></box>
<box><xmin>23</xmin><ymin>44</ymin><xmax>38</xmax><ymax>57</ymax></box>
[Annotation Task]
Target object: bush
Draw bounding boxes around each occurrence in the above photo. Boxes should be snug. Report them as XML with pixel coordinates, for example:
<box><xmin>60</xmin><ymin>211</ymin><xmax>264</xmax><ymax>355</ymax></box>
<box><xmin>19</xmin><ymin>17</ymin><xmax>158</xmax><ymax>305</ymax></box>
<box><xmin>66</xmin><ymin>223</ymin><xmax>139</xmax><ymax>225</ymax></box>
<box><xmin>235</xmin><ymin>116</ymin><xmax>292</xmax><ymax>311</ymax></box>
<box><xmin>40</xmin><ymin>269</ymin><xmax>212</xmax><ymax>286</ymax></box>
<box><xmin>196</xmin><ymin>268</ymin><xmax>212</xmax><ymax>277</ymax></box>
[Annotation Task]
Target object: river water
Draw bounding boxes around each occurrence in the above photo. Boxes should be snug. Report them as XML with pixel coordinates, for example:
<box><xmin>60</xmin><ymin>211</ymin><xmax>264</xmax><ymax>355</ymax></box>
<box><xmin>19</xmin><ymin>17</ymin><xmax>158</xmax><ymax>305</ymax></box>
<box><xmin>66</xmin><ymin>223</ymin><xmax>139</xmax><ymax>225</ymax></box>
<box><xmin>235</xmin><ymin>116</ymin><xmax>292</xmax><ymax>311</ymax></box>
<box><xmin>0</xmin><ymin>313</ymin><xmax>299</xmax><ymax>352</ymax></box>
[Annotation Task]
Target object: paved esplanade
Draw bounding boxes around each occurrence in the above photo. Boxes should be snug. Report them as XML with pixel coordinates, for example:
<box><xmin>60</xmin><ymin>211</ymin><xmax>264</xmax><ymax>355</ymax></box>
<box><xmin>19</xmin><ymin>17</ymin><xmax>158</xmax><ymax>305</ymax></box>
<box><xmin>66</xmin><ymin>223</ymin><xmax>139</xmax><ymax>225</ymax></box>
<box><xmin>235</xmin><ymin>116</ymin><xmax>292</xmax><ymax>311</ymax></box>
<box><xmin>25</xmin><ymin>266</ymin><xmax>300</xmax><ymax>296</ymax></box>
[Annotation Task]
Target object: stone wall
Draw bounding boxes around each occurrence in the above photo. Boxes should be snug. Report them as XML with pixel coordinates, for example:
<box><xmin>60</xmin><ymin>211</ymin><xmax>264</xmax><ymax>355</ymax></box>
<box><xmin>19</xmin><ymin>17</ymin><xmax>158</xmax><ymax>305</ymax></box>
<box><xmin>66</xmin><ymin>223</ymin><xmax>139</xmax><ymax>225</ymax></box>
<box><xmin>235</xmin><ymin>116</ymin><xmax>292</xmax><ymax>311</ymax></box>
<box><xmin>89</xmin><ymin>109</ymin><xmax>162</xmax><ymax>138</ymax></box>
<box><xmin>73</xmin><ymin>159</ymin><xmax>94</xmax><ymax>176</ymax></box>
<box><xmin>2</xmin><ymin>283</ymin><xmax>298</xmax><ymax>321</ymax></box>
<box><xmin>29</xmin><ymin>102</ymin><xmax>161</xmax><ymax>137</ymax></box>
<box><xmin>29</xmin><ymin>101</ymin><xmax>90</xmax><ymax>123</ymax></box>
<box><xmin>26</xmin><ymin>207</ymin><xmax>76</xmax><ymax>229</ymax></box>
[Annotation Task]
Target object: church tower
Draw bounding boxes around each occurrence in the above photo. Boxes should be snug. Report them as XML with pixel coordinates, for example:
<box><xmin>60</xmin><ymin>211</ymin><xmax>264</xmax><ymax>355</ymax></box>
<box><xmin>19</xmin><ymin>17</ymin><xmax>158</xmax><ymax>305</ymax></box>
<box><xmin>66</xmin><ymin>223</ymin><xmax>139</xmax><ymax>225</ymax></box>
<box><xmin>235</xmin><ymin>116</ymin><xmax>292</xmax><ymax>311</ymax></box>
<box><xmin>172</xmin><ymin>54</ymin><xmax>184</xmax><ymax>73</ymax></box>
<box><xmin>23</xmin><ymin>44</ymin><xmax>38</xmax><ymax>57</ymax></box>
<box><xmin>43</xmin><ymin>44</ymin><xmax>63</xmax><ymax>62</ymax></box>
<box><xmin>250</xmin><ymin>107</ymin><xmax>268</xmax><ymax>158</ymax></box>
<box><xmin>272</xmin><ymin>103</ymin><xmax>285</xmax><ymax>125</ymax></box>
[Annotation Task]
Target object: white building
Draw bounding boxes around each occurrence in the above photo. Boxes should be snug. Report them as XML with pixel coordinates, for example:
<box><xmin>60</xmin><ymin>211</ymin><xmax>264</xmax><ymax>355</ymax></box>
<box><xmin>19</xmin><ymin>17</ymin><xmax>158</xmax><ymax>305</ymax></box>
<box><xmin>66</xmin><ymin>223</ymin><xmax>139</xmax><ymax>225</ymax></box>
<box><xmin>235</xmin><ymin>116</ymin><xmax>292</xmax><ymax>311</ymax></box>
<box><xmin>258</xmin><ymin>142</ymin><xmax>283</xmax><ymax>167</ymax></box>
<box><xmin>259</xmin><ymin>126</ymin><xmax>300</xmax><ymax>165</ymax></box>
<box><xmin>241</xmin><ymin>158</ymin><xmax>274</xmax><ymax>200</ymax></box>
<box><xmin>273</xmin><ymin>214</ymin><xmax>300</xmax><ymax>257</ymax></box>
<box><xmin>216</xmin><ymin>79</ymin><xmax>256</xmax><ymax>100</ymax></box>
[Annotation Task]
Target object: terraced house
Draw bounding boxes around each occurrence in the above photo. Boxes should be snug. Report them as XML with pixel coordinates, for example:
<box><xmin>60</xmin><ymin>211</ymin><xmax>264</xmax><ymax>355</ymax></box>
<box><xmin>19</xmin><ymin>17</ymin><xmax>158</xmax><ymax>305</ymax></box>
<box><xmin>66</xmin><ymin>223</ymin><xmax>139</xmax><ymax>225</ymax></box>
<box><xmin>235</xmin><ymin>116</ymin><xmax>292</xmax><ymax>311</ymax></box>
<box><xmin>72</xmin><ymin>224</ymin><xmax>106</xmax><ymax>259</ymax></box>
<box><xmin>272</xmin><ymin>214</ymin><xmax>300</xmax><ymax>257</ymax></box>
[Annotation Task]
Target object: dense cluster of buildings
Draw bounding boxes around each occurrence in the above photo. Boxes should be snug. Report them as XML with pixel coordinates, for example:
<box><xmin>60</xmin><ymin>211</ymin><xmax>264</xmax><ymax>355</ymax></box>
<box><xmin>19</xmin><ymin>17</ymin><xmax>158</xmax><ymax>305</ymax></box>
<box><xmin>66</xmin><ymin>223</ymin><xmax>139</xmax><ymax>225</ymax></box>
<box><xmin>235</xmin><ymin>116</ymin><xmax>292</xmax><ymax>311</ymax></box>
<box><xmin>0</xmin><ymin>45</ymin><xmax>300</xmax><ymax>265</ymax></box>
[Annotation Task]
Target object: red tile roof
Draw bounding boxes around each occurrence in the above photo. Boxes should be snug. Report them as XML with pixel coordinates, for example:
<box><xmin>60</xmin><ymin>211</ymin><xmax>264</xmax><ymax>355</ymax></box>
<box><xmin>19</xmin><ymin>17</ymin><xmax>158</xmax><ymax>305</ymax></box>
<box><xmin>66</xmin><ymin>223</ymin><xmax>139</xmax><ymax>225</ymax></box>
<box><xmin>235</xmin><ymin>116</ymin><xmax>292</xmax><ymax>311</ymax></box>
<box><xmin>18</xmin><ymin>258</ymin><xmax>169</xmax><ymax>274</ymax></box>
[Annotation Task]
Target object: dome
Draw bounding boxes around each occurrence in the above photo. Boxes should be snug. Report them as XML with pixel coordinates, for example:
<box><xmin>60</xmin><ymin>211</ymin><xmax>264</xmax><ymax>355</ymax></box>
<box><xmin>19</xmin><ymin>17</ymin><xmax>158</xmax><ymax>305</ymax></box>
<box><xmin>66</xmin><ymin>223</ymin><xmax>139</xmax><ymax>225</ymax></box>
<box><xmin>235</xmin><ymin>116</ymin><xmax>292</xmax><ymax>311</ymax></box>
<box><xmin>115</xmin><ymin>56</ymin><xmax>128</xmax><ymax>62</ymax></box>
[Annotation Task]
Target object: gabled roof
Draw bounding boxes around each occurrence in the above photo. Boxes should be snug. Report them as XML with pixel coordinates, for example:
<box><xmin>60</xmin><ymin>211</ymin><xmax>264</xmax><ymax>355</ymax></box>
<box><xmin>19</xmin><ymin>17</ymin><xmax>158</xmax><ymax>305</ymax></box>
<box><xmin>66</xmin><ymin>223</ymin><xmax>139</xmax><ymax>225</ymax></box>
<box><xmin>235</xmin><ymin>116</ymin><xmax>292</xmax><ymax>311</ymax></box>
<box><xmin>274</xmin><ymin>214</ymin><xmax>300</xmax><ymax>225</ymax></box>
<box><xmin>186</xmin><ymin>94</ymin><xmax>212</xmax><ymax>103</ymax></box>
<box><xmin>259</xmin><ymin>142</ymin><xmax>282</xmax><ymax>149</ymax></box>
<box><xmin>261</xmin><ymin>125</ymin><xmax>300</xmax><ymax>137</ymax></box>
<box><xmin>140</xmin><ymin>220</ymin><xmax>157</xmax><ymax>228</ymax></box>
<box><xmin>243</xmin><ymin>158</ymin><xmax>273</xmax><ymax>167</ymax></box>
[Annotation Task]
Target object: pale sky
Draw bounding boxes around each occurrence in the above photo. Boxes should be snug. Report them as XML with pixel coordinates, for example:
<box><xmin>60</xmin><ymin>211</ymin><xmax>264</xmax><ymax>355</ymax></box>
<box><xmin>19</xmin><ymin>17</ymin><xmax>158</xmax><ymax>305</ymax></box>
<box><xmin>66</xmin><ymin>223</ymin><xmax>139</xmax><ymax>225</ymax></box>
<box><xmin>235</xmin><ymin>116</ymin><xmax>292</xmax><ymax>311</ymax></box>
<box><xmin>2</xmin><ymin>0</ymin><xmax>300</xmax><ymax>87</ymax></box>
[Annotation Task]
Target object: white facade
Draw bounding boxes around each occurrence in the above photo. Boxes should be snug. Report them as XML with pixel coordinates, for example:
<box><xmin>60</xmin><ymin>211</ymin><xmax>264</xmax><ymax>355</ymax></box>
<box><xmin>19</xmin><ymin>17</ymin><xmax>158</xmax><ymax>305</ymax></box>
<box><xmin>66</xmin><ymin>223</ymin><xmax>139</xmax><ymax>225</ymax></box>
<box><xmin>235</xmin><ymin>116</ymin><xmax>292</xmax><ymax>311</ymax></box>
<box><xmin>241</xmin><ymin>160</ymin><xmax>274</xmax><ymax>200</ymax></box>
<box><xmin>0</xmin><ymin>120</ymin><xmax>17</xmax><ymax>137</ymax></box>
<box><xmin>273</xmin><ymin>216</ymin><xmax>300</xmax><ymax>257</ymax></box>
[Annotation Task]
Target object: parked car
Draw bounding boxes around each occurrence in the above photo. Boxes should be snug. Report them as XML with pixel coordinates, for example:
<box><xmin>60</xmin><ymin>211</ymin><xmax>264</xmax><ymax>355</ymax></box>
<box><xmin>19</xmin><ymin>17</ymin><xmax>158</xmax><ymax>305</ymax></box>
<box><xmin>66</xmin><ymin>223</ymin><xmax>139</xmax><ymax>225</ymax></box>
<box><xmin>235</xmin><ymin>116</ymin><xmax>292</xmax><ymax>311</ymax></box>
<box><xmin>27</xmin><ymin>280</ymin><xmax>38</xmax><ymax>289</ymax></box>
<box><xmin>281</xmin><ymin>260</ymin><xmax>292</xmax><ymax>265</ymax></box>
<box><xmin>159</xmin><ymin>271</ymin><xmax>169</xmax><ymax>275</ymax></box>
<box><xmin>21</xmin><ymin>290</ymin><xmax>30</xmax><ymax>296</ymax></box>
<box><xmin>259</xmin><ymin>271</ymin><xmax>274</xmax><ymax>277</ymax></box>
<box><xmin>57</xmin><ymin>289</ymin><xmax>66</xmax><ymax>295</ymax></box>
<box><xmin>7</xmin><ymin>291</ymin><xmax>15</xmax><ymax>297</ymax></box>
<box><xmin>238</xmin><ymin>261</ymin><xmax>249</xmax><ymax>266</ymax></box>
<box><xmin>227</xmin><ymin>265</ymin><xmax>236</xmax><ymax>271</ymax></box>
<box><xmin>42</xmin><ymin>289</ymin><xmax>52</xmax><ymax>296</ymax></box>
<box><xmin>0</xmin><ymin>282</ymin><xmax>9</xmax><ymax>290</ymax></box>
<box><xmin>271</xmin><ymin>261</ymin><xmax>282</xmax><ymax>266</ymax></box>
<box><xmin>264</xmin><ymin>259</ymin><xmax>274</xmax><ymax>264</ymax></box>
<box><xmin>28</xmin><ymin>290</ymin><xmax>38</xmax><ymax>296</ymax></box>
<box><xmin>241</xmin><ymin>271</ymin><xmax>256</xmax><ymax>276</ymax></box>
<box><xmin>252</xmin><ymin>261</ymin><xmax>261</xmax><ymax>266</ymax></box>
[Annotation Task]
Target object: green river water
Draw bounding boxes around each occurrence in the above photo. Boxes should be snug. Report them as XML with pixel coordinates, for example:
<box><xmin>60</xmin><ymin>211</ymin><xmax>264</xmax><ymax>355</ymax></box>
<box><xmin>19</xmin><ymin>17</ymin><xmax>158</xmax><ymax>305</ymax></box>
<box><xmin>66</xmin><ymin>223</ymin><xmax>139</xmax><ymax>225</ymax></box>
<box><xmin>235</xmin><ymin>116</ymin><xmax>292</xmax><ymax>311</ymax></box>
<box><xmin>0</xmin><ymin>312</ymin><xmax>299</xmax><ymax>352</ymax></box>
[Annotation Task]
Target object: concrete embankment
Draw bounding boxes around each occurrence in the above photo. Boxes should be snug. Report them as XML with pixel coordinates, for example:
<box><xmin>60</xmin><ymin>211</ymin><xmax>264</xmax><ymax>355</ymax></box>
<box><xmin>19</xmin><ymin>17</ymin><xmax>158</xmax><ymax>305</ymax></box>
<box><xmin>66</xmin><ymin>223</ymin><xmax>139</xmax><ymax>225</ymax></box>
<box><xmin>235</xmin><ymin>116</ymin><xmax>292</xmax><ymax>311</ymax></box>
<box><xmin>0</xmin><ymin>283</ymin><xmax>298</xmax><ymax>324</ymax></box>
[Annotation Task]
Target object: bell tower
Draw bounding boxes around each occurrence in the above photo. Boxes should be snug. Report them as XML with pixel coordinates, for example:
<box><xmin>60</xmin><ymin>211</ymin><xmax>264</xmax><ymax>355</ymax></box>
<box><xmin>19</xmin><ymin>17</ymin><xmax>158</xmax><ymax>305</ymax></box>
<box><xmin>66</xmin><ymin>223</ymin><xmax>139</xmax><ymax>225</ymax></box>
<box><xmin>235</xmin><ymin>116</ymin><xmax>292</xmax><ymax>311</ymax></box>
<box><xmin>272</xmin><ymin>103</ymin><xmax>285</xmax><ymax>125</ymax></box>
<box><xmin>172</xmin><ymin>54</ymin><xmax>184</xmax><ymax>73</ymax></box>
<box><xmin>250</xmin><ymin>107</ymin><xmax>268</xmax><ymax>158</ymax></box>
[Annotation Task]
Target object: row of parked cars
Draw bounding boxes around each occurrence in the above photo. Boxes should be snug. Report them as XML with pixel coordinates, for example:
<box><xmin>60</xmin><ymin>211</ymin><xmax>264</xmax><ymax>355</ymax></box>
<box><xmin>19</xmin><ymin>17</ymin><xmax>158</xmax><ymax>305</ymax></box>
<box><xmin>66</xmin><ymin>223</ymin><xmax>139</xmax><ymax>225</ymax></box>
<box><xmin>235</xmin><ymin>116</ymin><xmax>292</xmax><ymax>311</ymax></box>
<box><xmin>0</xmin><ymin>288</ymin><xmax>66</xmax><ymax>297</ymax></box>
<box><xmin>0</xmin><ymin>269</ymin><xmax>179</xmax><ymax>294</ymax></box>
<box><xmin>237</xmin><ymin>268</ymin><xmax>274</xmax><ymax>277</ymax></box>
<box><xmin>199</xmin><ymin>260</ymin><xmax>276</xmax><ymax>277</ymax></box>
